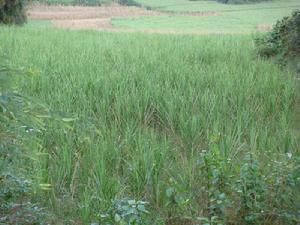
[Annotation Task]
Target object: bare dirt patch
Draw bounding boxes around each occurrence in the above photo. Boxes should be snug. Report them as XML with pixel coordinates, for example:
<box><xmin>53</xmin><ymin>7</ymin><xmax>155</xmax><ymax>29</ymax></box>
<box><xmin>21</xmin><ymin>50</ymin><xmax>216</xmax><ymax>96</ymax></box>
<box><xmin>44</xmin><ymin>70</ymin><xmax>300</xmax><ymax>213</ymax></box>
<box><xmin>27</xmin><ymin>3</ymin><xmax>220</xmax><ymax>32</ymax></box>
<box><xmin>27</xmin><ymin>3</ymin><xmax>165</xmax><ymax>20</ymax></box>
<box><xmin>54</xmin><ymin>18</ymin><xmax>114</xmax><ymax>29</ymax></box>
<box><xmin>257</xmin><ymin>24</ymin><xmax>273</xmax><ymax>32</ymax></box>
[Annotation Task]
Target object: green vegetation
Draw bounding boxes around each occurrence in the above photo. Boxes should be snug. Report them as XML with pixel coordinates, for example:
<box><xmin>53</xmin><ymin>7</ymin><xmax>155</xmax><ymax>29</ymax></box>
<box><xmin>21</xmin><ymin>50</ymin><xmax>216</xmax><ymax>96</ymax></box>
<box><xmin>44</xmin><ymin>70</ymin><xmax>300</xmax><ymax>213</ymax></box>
<box><xmin>1</xmin><ymin>0</ymin><xmax>300</xmax><ymax>224</ymax></box>
<box><xmin>0</xmin><ymin>26</ymin><xmax>299</xmax><ymax>224</ymax></box>
<box><xmin>133</xmin><ymin>0</ymin><xmax>300</xmax><ymax>12</ymax></box>
<box><xmin>25</xmin><ymin>19</ymin><xmax>52</xmax><ymax>28</ymax></box>
<box><xmin>0</xmin><ymin>63</ymin><xmax>53</xmax><ymax>223</ymax></box>
<box><xmin>256</xmin><ymin>10</ymin><xmax>300</xmax><ymax>72</ymax></box>
<box><xmin>112</xmin><ymin>0</ymin><xmax>299</xmax><ymax>33</ymax></box>
<box><xmin>0</xmin><ymin>0</ymin><xmax>27</xmax><ymax>25</ymax></box>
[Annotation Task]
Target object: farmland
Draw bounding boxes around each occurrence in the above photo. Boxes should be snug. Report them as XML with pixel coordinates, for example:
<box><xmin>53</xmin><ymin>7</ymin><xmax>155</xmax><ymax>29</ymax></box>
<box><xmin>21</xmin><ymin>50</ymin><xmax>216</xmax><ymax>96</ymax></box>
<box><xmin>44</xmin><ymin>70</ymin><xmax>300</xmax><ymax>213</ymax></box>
<box><xmin>26</xmin><ymin>0</ymin><xmax>300</xmax><ymax>33</ymax></box>
<box><xmin>1</xmin><ymin>0</ymin><xmax>300</xmax><ymax>224</ymax></box>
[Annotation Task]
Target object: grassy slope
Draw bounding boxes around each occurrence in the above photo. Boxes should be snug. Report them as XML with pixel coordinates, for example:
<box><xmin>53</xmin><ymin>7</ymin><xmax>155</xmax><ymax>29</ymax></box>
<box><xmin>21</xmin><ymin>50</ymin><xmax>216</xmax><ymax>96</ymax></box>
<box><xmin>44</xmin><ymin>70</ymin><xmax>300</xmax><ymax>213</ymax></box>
<box><xmin>112</xmin><ymin>0</ymin><xmax>300</xmax><ymax>33</ymax></box>
<box><xmin>0</xmin><ymin>26</ymin><xmax>299</xmax><ymax>223</ymax></box>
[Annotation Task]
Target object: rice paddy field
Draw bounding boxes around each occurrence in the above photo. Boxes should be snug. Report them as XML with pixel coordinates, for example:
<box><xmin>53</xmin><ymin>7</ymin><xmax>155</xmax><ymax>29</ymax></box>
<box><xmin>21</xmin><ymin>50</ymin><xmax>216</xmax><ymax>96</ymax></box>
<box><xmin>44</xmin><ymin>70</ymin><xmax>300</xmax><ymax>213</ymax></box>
<box><xmin>1</xmin><ymin>0</ymin><xmax>300</xmax><ymax>225</ymax></box>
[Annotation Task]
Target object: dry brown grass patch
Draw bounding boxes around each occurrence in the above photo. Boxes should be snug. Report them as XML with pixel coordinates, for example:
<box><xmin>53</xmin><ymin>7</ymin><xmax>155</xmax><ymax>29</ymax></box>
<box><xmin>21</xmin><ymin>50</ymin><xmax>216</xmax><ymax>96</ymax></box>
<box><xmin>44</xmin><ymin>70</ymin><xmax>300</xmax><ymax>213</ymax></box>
<box><xmin>27</xmin><ymin>3</ymin><xmax>165</xmax><ymax>20</ymax></box>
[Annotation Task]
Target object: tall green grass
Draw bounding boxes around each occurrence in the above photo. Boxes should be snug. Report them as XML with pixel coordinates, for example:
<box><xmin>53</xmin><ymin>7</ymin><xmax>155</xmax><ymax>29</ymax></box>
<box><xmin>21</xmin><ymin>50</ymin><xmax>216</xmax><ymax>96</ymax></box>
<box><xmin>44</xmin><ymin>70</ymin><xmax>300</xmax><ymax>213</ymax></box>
<box><xmin>0</xmin><ymin>27</ymin><xmax>299</xmax><ymax>224</ymax></box>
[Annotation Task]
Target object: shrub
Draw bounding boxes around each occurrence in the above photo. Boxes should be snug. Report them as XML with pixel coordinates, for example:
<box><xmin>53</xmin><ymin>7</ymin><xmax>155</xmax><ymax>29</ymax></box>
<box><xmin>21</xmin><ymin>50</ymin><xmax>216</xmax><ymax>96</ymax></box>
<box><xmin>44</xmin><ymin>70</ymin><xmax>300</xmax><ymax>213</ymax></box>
<box><xmin>255</xmin><ymin>10</ymin><xmax>300</xmax><ymax>70</ymax></box>
<box><xmin>99</xmin><ymin>199</ymin><xmax>149</xmax><ymax>225</ymax></box>
<box><xmin>0</xmin><ymin>0</ymin><xmax>27</xmax><ymax>25</ymax></box>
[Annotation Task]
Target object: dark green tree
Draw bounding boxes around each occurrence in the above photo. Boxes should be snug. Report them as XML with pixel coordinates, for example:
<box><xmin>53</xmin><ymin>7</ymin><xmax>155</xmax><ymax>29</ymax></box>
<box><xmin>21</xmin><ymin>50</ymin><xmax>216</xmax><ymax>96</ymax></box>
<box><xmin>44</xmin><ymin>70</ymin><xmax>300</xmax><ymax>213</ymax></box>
<box><xmin>0</xmin><ymin>0</ymin><xmax>27</xmax><ymax>25</ymax></box>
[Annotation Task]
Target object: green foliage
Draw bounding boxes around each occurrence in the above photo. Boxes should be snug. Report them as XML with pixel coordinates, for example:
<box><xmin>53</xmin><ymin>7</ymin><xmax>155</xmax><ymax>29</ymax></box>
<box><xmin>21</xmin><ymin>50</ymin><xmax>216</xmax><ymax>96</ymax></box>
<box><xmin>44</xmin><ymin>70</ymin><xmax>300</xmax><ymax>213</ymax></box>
<box><xmin>236</xmin><ymin>154</ymin><xmax>266</xmax><ymax>224</ymax></box>
<box><xmin>255</xmin><ymin>10</ymin><xmax>300</xmax><ymax>71</ymax></box>
<box><xmin>0</xmin><ymin>63</ymin><xmax>54</xmax><ymax>224</ymax></box>
<box><xmin>197</xmin><ymin>145</ymin><xmax>229</xmax><ymax>225</ymax></box>
<box><xmin>99</xmin><ymin>199</ymin><xmax>149</xmax><ymax>225</ymax></box>
<box><xmin>235</xmin><ymin>153</ymin><xmax>300</xmax><ymax>224</ymax></box>
<box><xmin>0</xmin><ymin>0</ymin><xmax>27</xmax><ymax>25</ymax></box>
<box><xmin>0</xmin><ymin>173</ymin><xmax>51</xmax><ymax>225</ymax></box>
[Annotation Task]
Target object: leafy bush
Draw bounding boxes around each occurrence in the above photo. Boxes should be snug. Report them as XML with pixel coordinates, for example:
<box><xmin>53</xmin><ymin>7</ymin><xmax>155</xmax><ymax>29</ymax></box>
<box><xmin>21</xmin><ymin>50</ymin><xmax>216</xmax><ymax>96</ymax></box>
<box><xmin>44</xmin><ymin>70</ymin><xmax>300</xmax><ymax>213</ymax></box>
<box><xmin>99</xmin><ymin>199</ymin><xmax>149</xmax><ymax>225</ymax></box>
<box><xmin>256</xmin><ymin>10</ymin><xmax>300</xmax><ymax>59</ymax></box>
<box><xmin>0</xmin><ymin>0</ymin><xmax>27</xmax><ymax>25</ymax></box>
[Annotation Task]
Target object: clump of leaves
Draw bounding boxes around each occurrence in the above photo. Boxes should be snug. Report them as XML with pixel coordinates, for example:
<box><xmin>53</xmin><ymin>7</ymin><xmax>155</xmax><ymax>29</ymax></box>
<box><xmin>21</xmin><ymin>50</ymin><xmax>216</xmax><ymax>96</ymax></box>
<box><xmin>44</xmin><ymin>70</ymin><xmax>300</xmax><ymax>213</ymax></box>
<box><xmin>197</xmin><ymin>147</ymin><xmax>229</xmax><ymax>225</ymax></box>
<box><xmin>263</xmin><ymin>153</ymin><xmax>300</xmax><ymax>224</ymax></box>
<box><xmin>99</xmin><ymin>198</ymin><xmax>149</xmax><ymax>225</ymax></box>
<box><xmin>164</xmin><ymin>182</ymin><xmax>192</xmax><ymax>225</ymax></box>
<box><xmin>235</xmin><ymin>154</ymin><xmax>266</xmax><ymax>224</ymax></box>
<box><xmin>255</xmin><ymin>10</ymin><xmax>300</xmax><ymax>71</ymax></box>
<box><xmin>233</xmin><ymin>153</ymin><xmax>300</xmax><ymax>225</ymax></box>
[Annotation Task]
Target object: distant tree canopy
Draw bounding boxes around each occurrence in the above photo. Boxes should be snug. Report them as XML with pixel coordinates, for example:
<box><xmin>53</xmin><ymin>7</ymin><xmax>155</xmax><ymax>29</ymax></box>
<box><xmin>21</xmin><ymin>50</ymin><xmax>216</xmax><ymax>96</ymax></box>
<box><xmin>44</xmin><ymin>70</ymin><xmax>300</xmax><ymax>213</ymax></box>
<box><xmin>0</xmin><ymin>0</ymin><xmax>27</xmax><ymax>25</ymax></box>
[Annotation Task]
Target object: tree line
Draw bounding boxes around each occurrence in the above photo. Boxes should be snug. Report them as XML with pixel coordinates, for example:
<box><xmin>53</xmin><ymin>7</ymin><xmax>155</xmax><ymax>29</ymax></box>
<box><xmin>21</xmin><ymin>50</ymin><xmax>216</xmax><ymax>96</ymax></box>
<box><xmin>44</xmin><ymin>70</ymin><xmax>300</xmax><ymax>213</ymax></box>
<box><xmin>0</xmin><ymin>0</ymin><xmax>27</xmax><ymax>25</ymax></box>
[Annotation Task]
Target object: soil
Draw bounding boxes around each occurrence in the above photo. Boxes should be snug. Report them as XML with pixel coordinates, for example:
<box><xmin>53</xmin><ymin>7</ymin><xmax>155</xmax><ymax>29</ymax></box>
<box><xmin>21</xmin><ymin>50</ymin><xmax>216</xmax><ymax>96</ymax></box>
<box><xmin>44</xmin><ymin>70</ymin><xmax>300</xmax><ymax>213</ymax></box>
<box><xmin>256</xmin><ymin>24</ymin><xmax>273</xmax><ymax>32</ymax></box>
<box><xmin>27</xmin><ymin>3</ymin><xmax>165</xmax><ymax>20</ymax></box>
<box><xmin>27</xmin><ymin>3</ymin><xmax>245</xmax><ymax>34</ymax></box>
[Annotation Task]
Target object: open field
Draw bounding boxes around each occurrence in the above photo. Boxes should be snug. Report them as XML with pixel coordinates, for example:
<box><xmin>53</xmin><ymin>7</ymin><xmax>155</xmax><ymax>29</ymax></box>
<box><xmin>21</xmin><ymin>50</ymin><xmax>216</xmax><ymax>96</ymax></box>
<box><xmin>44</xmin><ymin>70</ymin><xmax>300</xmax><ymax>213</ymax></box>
<box><xmin>27</xmin><ymin>3</ymin><xmax>163</xmax><ymax>20</ymax></box>
<box><xmin>27</xmin><ymin>3</ymin><xmax>164</xmax><ymax>30</ymax></box>
<box><xmin>134</xmin><ymin>0</ymin><xmax>300</xmax><ymax>12</ymax></box>
<box><xmin>0</xmin><ymin>26</ymin><xmax>299</xmax><ymax>224</ymax></box>
<box><xmin>26</xmin><ymin>0</ymin><xmax>300</xmax><ymax>33</ymax></box>
<box><xmin>113</xmin><ymin>0</ymin><xmax>300</xmax><ymax>33</ymax></box>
